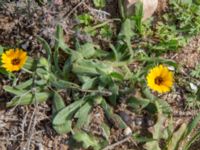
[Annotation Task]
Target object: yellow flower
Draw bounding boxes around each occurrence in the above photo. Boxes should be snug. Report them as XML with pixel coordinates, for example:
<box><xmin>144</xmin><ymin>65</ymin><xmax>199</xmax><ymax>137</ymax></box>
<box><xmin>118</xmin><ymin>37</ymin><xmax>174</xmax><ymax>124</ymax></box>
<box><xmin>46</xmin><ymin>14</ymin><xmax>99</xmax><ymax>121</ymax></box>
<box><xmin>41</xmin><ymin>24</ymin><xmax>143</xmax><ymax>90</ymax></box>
<box><xmin>1</xmin><ymin>48</ymin><xmax>27</xmax><ymax>72</ymax></box>
<box><xmin>146</xmin><ymin>65</ymin><xmax>174</xmax><ymax>93</ymax></box>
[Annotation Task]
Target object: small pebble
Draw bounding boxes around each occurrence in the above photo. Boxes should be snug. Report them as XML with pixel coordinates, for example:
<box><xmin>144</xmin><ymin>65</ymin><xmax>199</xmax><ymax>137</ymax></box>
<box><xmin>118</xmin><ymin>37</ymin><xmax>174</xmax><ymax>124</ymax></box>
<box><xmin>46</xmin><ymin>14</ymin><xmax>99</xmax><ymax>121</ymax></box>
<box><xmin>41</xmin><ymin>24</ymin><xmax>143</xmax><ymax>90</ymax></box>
<box><xmin>147</xmin><ymin>119</ymin><xmax>154</xmax><ymax>126</ymax></box>
<box><xmin>37</xmin><ymin>143</ymin><xmax>44</xmax><ymax>150</ymax></box>
<box><xmin>123</xmin><ymin>127</ymin><xmax>132</xmax><ymax>136</ymax></box>
<box><xmin>135</xmin><ymin>117</ymin><xmax>143</xmax><ymax>126</ymax></box>
<box><xmin>168</xmin><ymin>66</ymin><xmax>175</xmax><ymax>71</ymax></box>
<box><xmin>190</xmin><ymin>82</ymin><xmax>198</xmax><ymax>92</ymax></box>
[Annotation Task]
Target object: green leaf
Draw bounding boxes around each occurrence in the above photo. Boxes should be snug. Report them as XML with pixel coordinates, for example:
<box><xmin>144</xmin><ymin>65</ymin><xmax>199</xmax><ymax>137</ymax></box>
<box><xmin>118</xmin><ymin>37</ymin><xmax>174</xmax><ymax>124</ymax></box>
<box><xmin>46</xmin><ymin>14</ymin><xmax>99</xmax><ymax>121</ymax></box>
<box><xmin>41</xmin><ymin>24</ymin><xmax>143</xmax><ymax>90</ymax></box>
<box><xmin>109</xmin><ymin>44</ymin><xmax>120</xmax><ymax>61</ymax></box>
<box><xmin>118</xmin><ymin>19</ymin><xmax>134</xmax><ymax>42</ymax></box>
<box><xmin>52</xmin><ymin>92</ymin><xmax>66</xmax><ymax>113</ymax></box>
<box><xmin>0</xmin><ymin>45</ymin><xmax>4</xmax><ymax>55</ymax></box>
<box><xmin>128</xmin><ymin>97</ymin><xmax>150</xmax><ymax>110</ymax></box>
<box><xmin>51</xmin><ymin>78</ymin><xmax>79</xmax><ymax>89</ymax></box>
<box><xmin>14</xmin><ymin>79</ymin><xmax>33</xmax><ymax>89</ymax></box>
<box><xmin>6</xmin><ymin>92</ymin><xmax>50</xmax><ymax>107</ymax></box>
<box><xmin>101</xmin><ymin>123</ymin><xmax>110</xmax><ymax>141</ymax></box>
<box><xmin>53</xmin><ymin>25</ymin><xmax>69</xmax><ymax>74</ymax></box>
<box><xmin>144</xmin><ymin>140</ymin><xmax>161</xmax><ymax>150</ymax></box>
<box><xmin>191</xmin><ymin>64</ymin><xmax>200</xmax><ymax>78</ymax></box>
<box><xmin>101</xmin><ymin>99</ymin><xmax>127</xmax><ymax>129</ymax></box>
<box><xmin>144</xmin><ymin>116</ymin><xmax>165</xmax><ymax>150</ymax></box>
<box><xmin>35</xmin><ymin>0</ymin><xmax>47</xmax><ymax>5</ymax></box>
<box><xmin>151</xmin><ymin>40</ymin><xmax>179</xmax><ymax>52</ymax></box>
<box><xmin>73</xmin><ymin>60</ymin><xmax>113</xmax><ymax>76</ymax></box>
<box><xmin>138</xmin><ymin>57</ymin><xmax>177</xmax><ymax>68</ymax></box>
<box><xmin>52</xmin><ymin>92</ymin><xmax>73</xmax><ymax>134</ymax></box>
<box><xmin>77</xmin><ymin>13</ymin><xmax>93</xmax><ymax>25</ymax></box>
<box><xmin>118</xmin><ymin>0</ymin><xmax>126</xmax><ymax>19</ymax></box>
<box><xmin>81</xmin><ymin>77</ymin><xmax>97</xmax><ymax>90</ymax></box>
<box><xmin>52</xmin><ymin>99</ymin><xmax>85</xmax><ymax>125</ymax></box>
<box><xmin>99</xmin><ymin>74</ymin><xmax>118</xmax><ymax>105</ymax></box>
<box><xmin>73</xmin><ymin>131</ymin><xmax>100</xmax><ymax>150</ymax></box>
<box><xmin>110</xmin><ymin>72</ymin><xmax>124</xmax><ymax>81</ymax></box>
<box><xmin>184</xmin><ymin>113</ymin><xmax>200</xmax><ymax>138</ymax></box>
<box><xmin>23</xmin><ymin>57</ymin><xmax>38</xmax><ymax>71</ymax></box>
<box><xmin>132</xmin><ymin>133</ymin><xmax>157</xmax><ymax>143</ymax></box>
<box><xmin>62</xmin><ymin>59</ymin><xmax>71</xmax><ymax>80</ymax></box>
<box><xmin>179</xmin><ymin>0</ymin><xmax>192</xmax><ymax>5</ymax></box>
<box><xmin>54</xmin><ymin>25</ymin><xmax>68</xmax><ymax>51</ymax></box>
<box><xmin>77</xmin><ymin>43</ymin><xmax>96</xmax><ymax>59</ymax></box>
<box><xmin>37</xmin><ymin>37</ymin><xmax>52</xmax><ymax>62</ymax></box>
<box><xmin>36</xmin><ymin>68</ymin><xmax>50</xmax><ymax>81</ymax></box>
<box><xmin>167</xmin><ymin>123</ymin><xmax>187</xmax><ymax>150</ymax></box>
<box><xmin>35</xmin><ymin>79</ymin><xmax>47</xmax><ymax>86</ymax></box>
<box><xmin>53</xmin><ymin>47</ymin><xmax>61</xmax><ymax>73</ymax></box>
<box><xmin>194</xmin><ymin>0</ymin><xmax>200</xmax><ymax>4</ymax></box>
<box><xmin>50</xmin><ymin>73</ymin><xmax>79</xmax><ymax>89</ymax></box>
<box><xmin>74</xmin><ymin>101</ymin><xmax>92</xmax><ymax>128</ymax></box>
<box><xmin>4</xmin><ymin>85</ymin><xmax>27</xmax><ymax>96</ymax></box>
<box><xmin>117</xmin><ymin>19</ymin><xmax>134</xmax><ymax>59</ymax></box>
<box><xmin>93</xmin><ymin>0</ymin><xmax>106</xmax><ymax>8</ymax></box>
<box><xmin>100</xmin><ymin>25</ymin><xmax>112</xmax><ymax>38</ymax></box>
<box><xmin>53</xmin><ymin>121</ymin><xmax>72</xmax><ymax>135</ymax></box>
<box><xmin>157</xmin><ymin>99</ymin><xmax>172</xmax><ymax>115</ymax></box>
<box><xmin>0</xmin><ymin>68</ymin><xmax>9</xmax><ymax>76</ymax></box>
<box><xmin>72</xmin><ymin>60</ymin><xmax>99</xmax><ymax>76</ymax></box>
<box><xmin>38</xmin><ymin>57</ymin><xmax>49</xmax><ymax>69</ymax></box>
<box><xmin>109</xmin><ymin>82</ymin><xmax>119</xmax><ymax>105</ymax></box>
<box><xmin>183</xmin><ymin>131</ymin><xmax>200</xmax><ymax>150</ymax></box>
<box><xmin>142</xmin><ymin>88</ymin><xmax>156</xmax><ymax>100</ymax></box>
<box><xmin>131</xmin><ymin>1</ymin><xmax>143</xmax><ymax>33</ymax></box>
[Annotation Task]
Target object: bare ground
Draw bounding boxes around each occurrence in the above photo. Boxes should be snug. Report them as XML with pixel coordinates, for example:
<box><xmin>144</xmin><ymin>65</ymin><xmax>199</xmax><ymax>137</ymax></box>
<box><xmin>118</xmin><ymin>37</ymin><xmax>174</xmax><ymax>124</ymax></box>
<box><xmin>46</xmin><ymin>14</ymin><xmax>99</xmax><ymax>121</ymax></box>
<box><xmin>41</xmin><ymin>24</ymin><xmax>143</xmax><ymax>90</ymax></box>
<box><xmin>0</xmin><ymin>0</ymin><xmax>200</xmax><ymax>150</ymax></box>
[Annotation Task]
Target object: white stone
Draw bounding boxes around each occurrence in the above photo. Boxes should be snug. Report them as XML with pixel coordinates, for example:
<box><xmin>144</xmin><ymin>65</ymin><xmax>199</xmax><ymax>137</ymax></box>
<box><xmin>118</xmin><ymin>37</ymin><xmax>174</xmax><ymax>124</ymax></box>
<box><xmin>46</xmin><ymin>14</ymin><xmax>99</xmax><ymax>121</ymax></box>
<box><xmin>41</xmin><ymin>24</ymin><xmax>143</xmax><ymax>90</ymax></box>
<box><xmin>123</xmin><ymin>127</ymin><xmax>132</xmax><ymax>136</ymax></box>
<box><xmin>125</xmin><ymin>0</ymin><xmax>158</xmax><ymax>20</ymax></box>
<box><xmin>168</xmin><ymin>66</ymin><xmax>175</xmax><ymax>71</ymax></box>
<box><xmin>190</xmin><ymin>83</ymin><xmax>198</xmax><ymax>92</ymax></box>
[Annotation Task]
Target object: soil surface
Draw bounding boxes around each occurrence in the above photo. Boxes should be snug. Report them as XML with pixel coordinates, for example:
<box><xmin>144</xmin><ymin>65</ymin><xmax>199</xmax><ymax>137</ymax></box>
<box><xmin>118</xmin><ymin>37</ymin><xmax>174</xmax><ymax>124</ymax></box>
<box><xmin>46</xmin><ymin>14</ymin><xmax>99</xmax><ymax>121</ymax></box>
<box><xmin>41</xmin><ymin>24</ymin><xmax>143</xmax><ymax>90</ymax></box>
<box><xmin>0</xmin><ymin>0</ymin><xmax>200</xmax><ymax>150</ymax></box>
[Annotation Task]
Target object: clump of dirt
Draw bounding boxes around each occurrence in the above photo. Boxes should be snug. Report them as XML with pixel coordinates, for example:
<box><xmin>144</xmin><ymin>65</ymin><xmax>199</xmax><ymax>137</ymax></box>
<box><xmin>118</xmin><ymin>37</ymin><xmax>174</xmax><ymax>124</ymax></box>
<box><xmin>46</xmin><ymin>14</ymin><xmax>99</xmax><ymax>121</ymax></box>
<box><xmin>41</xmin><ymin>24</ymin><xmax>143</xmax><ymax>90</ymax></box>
<box><xmin>88</xmin><ymin>106</ymin><xmax>105</xmax><ymax>136</ymax></box>
<box><xmin>0</xmin><ymin>103</ymin><xmax>71</xmax><ymax>149</ymax></box>
<box><xmin>161</xmin><ymin>91</ymin><xmax>184</xmax><ymax>109</ymax></box>
<box><xmin>156</xmin><ymin>0</ymin><xmax>168</xmax><ymax>15</ymax></box>
<box><xmin>173</xmin><ymin>35</ymin><xmax>200</xmax><ymax>68</ymax></box>
<box><xmin>0</xmin><ymin>0</ymin><xmax>90</xmax><ymax>50</ymax></box>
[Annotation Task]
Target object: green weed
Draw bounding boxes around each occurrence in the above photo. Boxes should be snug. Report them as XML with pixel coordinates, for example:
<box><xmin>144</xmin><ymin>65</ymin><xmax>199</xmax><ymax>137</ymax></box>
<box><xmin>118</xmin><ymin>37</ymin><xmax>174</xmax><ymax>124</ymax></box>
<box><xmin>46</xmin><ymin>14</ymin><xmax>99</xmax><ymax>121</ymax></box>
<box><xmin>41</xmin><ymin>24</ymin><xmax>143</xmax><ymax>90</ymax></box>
<box><xmin>1</xmin><ymin>0</ymin><xmax>200</xmax><ymax>149</ymax></box>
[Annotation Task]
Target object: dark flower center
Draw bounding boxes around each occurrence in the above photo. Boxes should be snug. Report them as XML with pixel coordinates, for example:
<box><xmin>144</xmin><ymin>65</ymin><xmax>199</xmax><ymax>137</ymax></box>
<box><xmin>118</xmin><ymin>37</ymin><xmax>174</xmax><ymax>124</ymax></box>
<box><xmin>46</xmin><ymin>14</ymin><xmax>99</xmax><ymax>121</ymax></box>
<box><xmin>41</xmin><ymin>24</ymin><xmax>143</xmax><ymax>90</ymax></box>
<box><xmin>155</xmin><ymin>77</ymin><xmax>164</xmax><ymax>85</ymax></box>
<box><xmin>11</xmin><ymin>58</ymin><xmax>20</xmax><ymax>65</ymax></box>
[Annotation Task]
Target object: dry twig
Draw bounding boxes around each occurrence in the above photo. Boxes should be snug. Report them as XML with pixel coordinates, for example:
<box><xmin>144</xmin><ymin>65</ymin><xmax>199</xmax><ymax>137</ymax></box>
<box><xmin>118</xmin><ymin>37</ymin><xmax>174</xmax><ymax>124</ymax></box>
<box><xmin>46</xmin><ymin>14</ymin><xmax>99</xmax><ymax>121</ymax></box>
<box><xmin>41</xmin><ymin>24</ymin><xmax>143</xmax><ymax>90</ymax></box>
<box><xmin>102</xmin><ymin>136</ymin><xmax>135</xmax><ymax>150</ymax></box>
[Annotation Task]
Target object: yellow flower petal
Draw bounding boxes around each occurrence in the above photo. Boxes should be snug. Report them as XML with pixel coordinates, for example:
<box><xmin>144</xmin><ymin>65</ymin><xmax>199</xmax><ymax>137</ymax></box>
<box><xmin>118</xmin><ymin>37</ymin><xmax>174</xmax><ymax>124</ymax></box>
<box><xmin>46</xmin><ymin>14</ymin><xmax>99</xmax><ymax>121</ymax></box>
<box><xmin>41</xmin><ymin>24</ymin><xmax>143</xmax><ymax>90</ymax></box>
<box><xmin>146</xmin><ymin>65</ymin><xmax>174</xmax><ymax>94</ymax></box>
<box><xmin>1</xmin><ymin>48</ymin><xmax>27</xmax><ymax>72</ymax></box>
